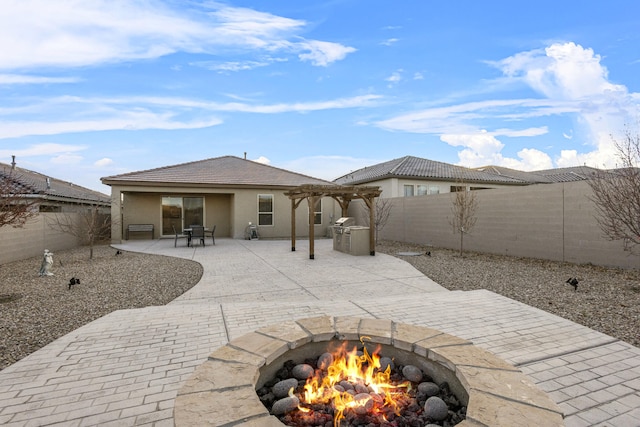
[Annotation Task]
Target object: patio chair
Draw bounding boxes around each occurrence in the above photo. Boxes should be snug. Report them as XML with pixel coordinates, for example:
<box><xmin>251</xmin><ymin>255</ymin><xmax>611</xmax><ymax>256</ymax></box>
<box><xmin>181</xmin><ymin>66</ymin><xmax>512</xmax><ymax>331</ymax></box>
<box><xmin>189</xmin><ymin>225</ymin><xmax>205</xmax><ymax>247</ymax></box>
<box><xmin>206</xmin><ymin>225</ymin><xmax>216</xmax><ymax>245</ymax></box>
<box><xmin>172</xmin><ymin>225</ymin><xmax>181</xmax><ymax>247</ymax></box>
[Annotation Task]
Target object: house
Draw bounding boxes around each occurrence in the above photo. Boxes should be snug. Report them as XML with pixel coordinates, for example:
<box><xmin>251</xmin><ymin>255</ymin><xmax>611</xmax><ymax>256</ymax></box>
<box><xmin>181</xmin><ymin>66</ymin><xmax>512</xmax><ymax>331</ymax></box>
<box><xmin>0</xmin><ymin>157</ymin><xmax>111</xmax><ymax>263</ymax></box>
<box><xmin>100</xmin><ymin>156</ymin><xmax>342</xmax><ymax>242</ymax></box>
<box><xmin>334</xmin><ymin>156</ymin><xmax>596</xmax><ymax>197</ymax></box>
<box><xmin>333</xmin><ymin>156</ymin><xmax>528</xmax><ymax>197</ymax></box>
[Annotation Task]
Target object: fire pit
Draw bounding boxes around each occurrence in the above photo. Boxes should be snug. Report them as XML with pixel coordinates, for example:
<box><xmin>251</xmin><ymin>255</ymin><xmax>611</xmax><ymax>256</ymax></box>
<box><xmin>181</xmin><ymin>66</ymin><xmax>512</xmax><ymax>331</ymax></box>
<box><xmin>174</xmin><ymin>316</ymin><xmax>564</xmax><ymax>427</ymax></box>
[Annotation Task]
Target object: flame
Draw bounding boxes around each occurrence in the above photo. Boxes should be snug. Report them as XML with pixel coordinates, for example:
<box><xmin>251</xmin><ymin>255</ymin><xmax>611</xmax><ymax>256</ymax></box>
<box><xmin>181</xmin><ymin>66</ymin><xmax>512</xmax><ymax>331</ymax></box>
<box><xmin>297</xmin><ymin>338</ymin><xmax>410</xmax><ymax>427</ymax></box>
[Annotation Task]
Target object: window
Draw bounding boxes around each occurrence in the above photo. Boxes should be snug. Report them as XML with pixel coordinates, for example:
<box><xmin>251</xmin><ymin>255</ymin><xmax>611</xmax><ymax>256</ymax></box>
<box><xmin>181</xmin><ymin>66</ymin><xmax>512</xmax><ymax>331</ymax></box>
<box><xmin>450</xmin><ymin>185</ymin><xmax>466</xmax><ymax>192</ymax></box>
<box><xmin>416</xmin><ymin>185</ymin><xmax>428</xmax><ymax>196</ymax></box>
<box><xmin>258</xmin><ymin>194</ymin><xmax>273</xmax><ymax>226</ymax></box>
<box><xmin>428</xmin><ymin>186</ymin><xmax>440</xmax><ymax>195</ymax></box>
<box><xmin>404</xmin><ymin>185</ymin><xmax>414</xmax><ymax>197</ymax></box>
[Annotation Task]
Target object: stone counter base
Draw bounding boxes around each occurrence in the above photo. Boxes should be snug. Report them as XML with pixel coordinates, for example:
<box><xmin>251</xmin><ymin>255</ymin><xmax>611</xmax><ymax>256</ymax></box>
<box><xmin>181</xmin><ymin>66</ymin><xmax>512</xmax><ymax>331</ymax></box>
<box><xmin>175</xmin><ymin>316</ymin><xmax>564</xmax><ymax>427</ymax></box>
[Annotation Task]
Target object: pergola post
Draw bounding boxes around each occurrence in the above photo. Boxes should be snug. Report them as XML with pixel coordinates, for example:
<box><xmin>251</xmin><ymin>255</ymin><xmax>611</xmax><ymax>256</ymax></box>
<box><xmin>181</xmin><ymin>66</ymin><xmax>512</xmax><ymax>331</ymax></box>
<box><xmin>308</xmin><ymin>196</ymin><xmax>316</xmax><ymax>259</ymax></box>
<box><xmin>290</xmin><ymin>198</ymin><xmax>296</xmax><ymax>251</ymax></box>
<box><xmin>367</xmin><ymin>196</ymin><xmax>376</xmax><ymax>255</ymax></box>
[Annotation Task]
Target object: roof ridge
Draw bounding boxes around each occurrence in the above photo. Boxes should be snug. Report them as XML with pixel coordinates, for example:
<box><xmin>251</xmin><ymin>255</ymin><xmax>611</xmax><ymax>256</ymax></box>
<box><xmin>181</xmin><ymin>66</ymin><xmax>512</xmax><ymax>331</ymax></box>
<box><xmin>388</xmin><ymin>156</ymin><xmax>411</xmax><ymax>174</ymax></box>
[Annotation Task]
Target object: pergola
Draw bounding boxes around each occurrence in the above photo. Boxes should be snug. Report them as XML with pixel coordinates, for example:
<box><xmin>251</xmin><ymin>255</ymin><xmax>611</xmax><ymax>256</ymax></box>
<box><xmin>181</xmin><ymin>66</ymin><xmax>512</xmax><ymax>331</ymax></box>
<box><xmin>283</xmin><ymin>184</ymin><xmax>382</xmax><ymax>259</ymax></box>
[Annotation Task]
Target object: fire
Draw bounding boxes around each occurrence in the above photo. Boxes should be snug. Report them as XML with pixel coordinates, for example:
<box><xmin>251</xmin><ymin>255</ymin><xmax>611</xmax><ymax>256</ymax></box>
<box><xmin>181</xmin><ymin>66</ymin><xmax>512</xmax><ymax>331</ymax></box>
<box><xmin>297</xmin><ymin>338</ymin><xmax>410</xmax><ymax>427</ymax></box>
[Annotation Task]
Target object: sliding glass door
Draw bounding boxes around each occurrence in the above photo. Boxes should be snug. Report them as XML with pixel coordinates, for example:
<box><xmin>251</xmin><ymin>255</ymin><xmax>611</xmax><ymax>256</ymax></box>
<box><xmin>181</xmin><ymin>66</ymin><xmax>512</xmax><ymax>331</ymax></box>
<box><xmin>161</xmin><ymin>196</ymin><xmax>203</xmax><ymax>235</ymax></box>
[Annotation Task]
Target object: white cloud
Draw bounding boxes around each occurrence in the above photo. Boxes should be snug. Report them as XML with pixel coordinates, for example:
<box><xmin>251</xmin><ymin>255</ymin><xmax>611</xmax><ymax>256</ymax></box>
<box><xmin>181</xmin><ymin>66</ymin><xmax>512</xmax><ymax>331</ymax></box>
<box><xmin>413</xmin><ymin>72</ymin><xmax>424</xmax><ymax>80</ymax></box>
<box><xmin>376</xmin><ymin>42</ymin><xmax>639</xmax><ymax>170</ymax></box>
<box><xmin>94</xmin><ymin>158</ymin><xmax>113</xmax><ymax>167</ymax></box>
<box><xmin>0</xmin><ymin>94</ymin><xmax>381</xmax><ymax>139</ymax></box>
<box><xmin>385</xmin><ymin>70</ymin><xmax>403</xmax><ymax>86</ymax></box>
<box><xmin>51</xmin><ymin>154</ymin><xmax>83</xmax><ymax>165</ymax></box>
<box><xmin>0</xmin><ymin>143</ymin><xmax>86</xmax><ymax>158</ymax></box>
<box><xmin>381</xmin><ymin>38</ymin><xmax>399</xmax><ymax>46</ymax></box>
<box><xmin>493</xmin><ymin>42</ymin><xmax>626</xmax><ymax>100</ymax></box>
<box><xmin>0</xmin><ymin>0</ymin><xmax>355</xmax><ymax>71</ymax></box>
<box><xmin>0</xmin><ymin>74</ymin><xmax>79</xmax><ymax>84</ymax></box>
<box><xmin>297</xmin><ymin>40</ymin><xmax>356</xmax><ymax>67</ymax></box>
<box><xmin>442</xmin><ymin>132</ymin><xmax>553</xmax><ymax>170</ymax></box>
<box><xmin>253</xmin><ymin>156</ymin><xmax>270</xmax><ymax>164</ymax></box>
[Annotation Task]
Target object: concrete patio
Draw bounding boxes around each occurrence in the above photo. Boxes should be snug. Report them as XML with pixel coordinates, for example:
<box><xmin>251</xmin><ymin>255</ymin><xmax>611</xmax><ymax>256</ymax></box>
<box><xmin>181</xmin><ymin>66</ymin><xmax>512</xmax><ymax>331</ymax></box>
<box><xmin>0</xmin><ymin>238</ymin><xmax>639</xmax><ymax>426</ymax></box>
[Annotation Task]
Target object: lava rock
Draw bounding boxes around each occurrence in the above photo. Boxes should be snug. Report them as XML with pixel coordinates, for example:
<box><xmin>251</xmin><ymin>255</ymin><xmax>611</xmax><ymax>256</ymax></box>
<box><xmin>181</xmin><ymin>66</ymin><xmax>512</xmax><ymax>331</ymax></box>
<box><xmin>402</xmin><ymin>365</ymin><xmax>423</xmax><ymax>383</ymax></box>
<box><xmin>339</xmin><ymin>380</ymin><xmax>354</xmax><ymax>391</ymax></box>
<box><xmin>271</xmin><ymin>395</ymin><xmax>300</xmax><ymax>415</ymax></box>
<box><xmin>424</xmin><ymin>396</ymin><xmax>448</xmax><ymax>421</ymax></box>
<box><xmin>379</xmin><ymin>356</ymin><xmax>394</xmax><ymax>372</ymax></box>
<box><xmin>272</xmin><ymin>378</ymin><xmax>298</xmax><ymax>398</ymax></box>
<box><xmin>418</xmin><ymin>381</ymin><xmax>440</xmax><ymax>397</ymax></box>
<box><xmin>353</xmin><ymin>393</ymin><xmax>374</xmax><ymax>415</ymax></box>
<box><xmin>317</xmin><ymin>352</ymin><xmax>333</xmax><ymax>369</ymax></box>
<box><xmin>292</xmin><ymin>363</ymin><xmax>314</xmax><ymax>380</ymax></box>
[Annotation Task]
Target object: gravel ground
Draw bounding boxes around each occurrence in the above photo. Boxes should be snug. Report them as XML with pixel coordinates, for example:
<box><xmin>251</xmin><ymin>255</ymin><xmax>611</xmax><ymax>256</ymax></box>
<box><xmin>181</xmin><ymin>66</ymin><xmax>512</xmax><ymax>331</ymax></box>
<box><xmin>1</xmin><ymin>241</ymin><xmax>638</xmax><ymax>372</ymax></box>
<box><xmin>376</xmin><ymin>240</ymin><xmax>640</xmax><ymax>349</ymax></box>
<box><xmin>0</xmin><ymin>245</ymin><xmax>202</xmax><ymax>371</ymax></box>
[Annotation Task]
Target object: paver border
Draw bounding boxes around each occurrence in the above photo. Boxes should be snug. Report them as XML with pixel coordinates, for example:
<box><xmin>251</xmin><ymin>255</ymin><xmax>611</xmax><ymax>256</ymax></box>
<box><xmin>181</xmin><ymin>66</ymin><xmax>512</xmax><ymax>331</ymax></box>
<box><xmin>175</xmin><ymin>316</ymin><xmax>565</xmax><ymax>426</ymax></box>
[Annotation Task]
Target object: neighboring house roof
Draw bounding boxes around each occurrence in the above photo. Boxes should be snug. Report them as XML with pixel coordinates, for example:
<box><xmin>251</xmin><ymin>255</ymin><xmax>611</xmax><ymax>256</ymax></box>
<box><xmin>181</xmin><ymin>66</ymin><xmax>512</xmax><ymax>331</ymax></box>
<box><xmin>101</xmin><ymin>155</ymin><xmax>335</xmax><ymax>188</ymax></box>
<box><xmin>477</xmin><ymin>165</ymin><xmax>598</xmax><ymax>183</ymax></box>
<box><xmin>333</xmin><ymin>156</ymin><xmax>526</xmax><ymax>185</ymax></box>
<box><xmin>0</xmin><ymin>162</ymin><xmax>110</xmax><ymax>204</ymax></box>
<box><xmin>474</xmin><ymin>166</ymin><xmax>554</xmax><ymax>184</ymax></box>
<box><xmin>531</xmin><ymin>166</ymin><xmax>599</xmax><ymax>183</ymax></box>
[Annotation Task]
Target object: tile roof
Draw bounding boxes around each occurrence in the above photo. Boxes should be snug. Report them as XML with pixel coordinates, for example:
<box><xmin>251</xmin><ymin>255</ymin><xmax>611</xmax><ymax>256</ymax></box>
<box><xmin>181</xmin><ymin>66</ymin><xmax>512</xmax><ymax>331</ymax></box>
<box><xmin>477</xmin><ymin>165</ymin><xmax>598</xmax><ymax>183</ymax></box>
<box><xmin>333</xmin><ymin>156</ymin><xmax>526</xmax><ymax>185</ymax></box>
<box><xmin>530</xmin><ymin>166</ymin><xmax>599</xmax><ymax>183</ymax></box>
<box><xmin>0</xmin><ymin>162</ymin><xmax>110</xmax><ymax>204</ymax></box>
<box><xmin>101</xmin><ymin>156</ymin><xmax>334</xmax><ymax>188</ymax></box>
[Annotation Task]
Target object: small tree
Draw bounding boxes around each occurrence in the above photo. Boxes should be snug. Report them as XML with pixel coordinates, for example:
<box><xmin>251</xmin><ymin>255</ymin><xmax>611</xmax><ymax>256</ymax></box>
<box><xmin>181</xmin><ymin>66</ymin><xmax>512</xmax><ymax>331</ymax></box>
<box><xmin>449</xmin><ymin>182</ymin><xmax>478</xmax><ymax>256</ymax></box>
<box><xmin>360</xmin><ymin>197</ymin><xmax>393</xmax><ymax>244</ymax></box>
<box><xmin>0</xmin><ymin>170</ymin><xmax>39</xmax><ymax>228</ymax></box>
<box><xmin>588</xmin><ymin>127</ymin><xmax>640</xmax><ymax>253</ymax></box>
<box><xmin>48</xmin><ymin>205</ymin><xmax>111</xmax><ymax>259</ymax></box>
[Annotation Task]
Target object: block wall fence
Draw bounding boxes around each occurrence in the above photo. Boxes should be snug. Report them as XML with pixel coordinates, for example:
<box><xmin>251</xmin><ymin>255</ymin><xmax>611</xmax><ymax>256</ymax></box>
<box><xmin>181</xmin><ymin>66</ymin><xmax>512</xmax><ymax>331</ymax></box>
<box><xmin>0</xmin><ymin>213</ymin><xmax>82</xmax><ymax>265</ymax></box>
<box><xmin>350</xmin><ymin>180</ymin><xmax>638</xmax><ymax>269</ymax></box>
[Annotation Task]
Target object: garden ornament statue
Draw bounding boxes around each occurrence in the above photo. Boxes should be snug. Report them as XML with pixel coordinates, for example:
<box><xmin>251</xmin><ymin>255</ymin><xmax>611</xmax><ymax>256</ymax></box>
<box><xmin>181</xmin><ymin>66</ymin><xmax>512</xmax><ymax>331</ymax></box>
<box><xmin>39</xmin><ymin>249</ymin><xmax>54</xmax><ymax>276</ymax></box>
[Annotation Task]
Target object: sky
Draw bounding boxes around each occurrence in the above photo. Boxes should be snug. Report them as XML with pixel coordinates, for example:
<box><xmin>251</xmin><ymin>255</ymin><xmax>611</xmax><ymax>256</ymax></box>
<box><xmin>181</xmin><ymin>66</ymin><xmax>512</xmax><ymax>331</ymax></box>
<box><xmin>1</xmin><ymin>0</ymin><xmax>639</xmax><ymax>193</ymax></box>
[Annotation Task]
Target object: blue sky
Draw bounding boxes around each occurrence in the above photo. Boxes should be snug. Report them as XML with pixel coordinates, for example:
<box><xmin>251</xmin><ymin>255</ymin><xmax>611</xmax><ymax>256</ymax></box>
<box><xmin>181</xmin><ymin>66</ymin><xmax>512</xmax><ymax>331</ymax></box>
<box><xmin>1</xmin><ymin>0</ymin><xmax>639</xmax><ymax>193</ymax></box>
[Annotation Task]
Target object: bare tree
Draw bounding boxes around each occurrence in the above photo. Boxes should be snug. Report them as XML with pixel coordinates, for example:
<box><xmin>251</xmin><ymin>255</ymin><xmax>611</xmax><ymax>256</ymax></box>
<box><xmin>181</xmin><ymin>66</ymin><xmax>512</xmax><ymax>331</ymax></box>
<box><xmin>360</xmin><ymin>197</ymin><xmax>393</xmax><ymax>244</ymax></box>
<box><xmin>449</xmin><ymin>182</ymin><xmax>478</xmax><ymax>256</ymax></box>
<box><xmin>0</xmin><ymin>170</ymin><xmax>39</xmax><ymax>229</ymax></box>
<box><xmin>588</xmin><ymin>127</ymin><xmax>640</xmax><ymax>253</ymax></box>
<box><xmin>48</xmin><ymin>205</ymin><xmax>111</xmax><ymax>259</ymax></box>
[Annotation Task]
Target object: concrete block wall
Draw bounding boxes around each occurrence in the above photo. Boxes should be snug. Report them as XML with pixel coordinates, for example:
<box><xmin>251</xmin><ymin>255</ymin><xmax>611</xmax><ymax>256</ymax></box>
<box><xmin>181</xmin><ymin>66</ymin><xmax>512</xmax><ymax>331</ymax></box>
<box><xmin>351</xmin><ymin>181</ymin><xmax>638</xmax><ymax>269</ymax></box>
<box><xmin>0</xmin><ymin>214</ymin><xmax>81</xmax><ymax>265</ymax></box>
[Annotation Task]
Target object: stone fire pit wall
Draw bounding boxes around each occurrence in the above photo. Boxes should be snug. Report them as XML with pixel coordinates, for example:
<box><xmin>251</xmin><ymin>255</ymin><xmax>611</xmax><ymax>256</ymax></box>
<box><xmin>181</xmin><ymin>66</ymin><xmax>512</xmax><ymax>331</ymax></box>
<box><xmin>174</xmin><ymin>316</ymin><xmax>564</xmax><ymax>427</ymax></box>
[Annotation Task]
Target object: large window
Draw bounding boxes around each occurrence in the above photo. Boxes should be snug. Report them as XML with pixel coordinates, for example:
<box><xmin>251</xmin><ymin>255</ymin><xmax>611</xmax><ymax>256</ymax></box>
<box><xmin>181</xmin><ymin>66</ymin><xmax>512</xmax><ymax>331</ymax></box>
<box><xmin>258</xmin><ymin>194</ymin><xmax>273</xmax><ymax>226</ymax></box>
<box><xmin>416</xmin><ymin>185</ymin><xmax>428</xmax><ymax>196</ymax></box>
<box><xmin>161</xmin><ymin>196</ymin><xmax>203</xmax><ymax>235</ymax></box>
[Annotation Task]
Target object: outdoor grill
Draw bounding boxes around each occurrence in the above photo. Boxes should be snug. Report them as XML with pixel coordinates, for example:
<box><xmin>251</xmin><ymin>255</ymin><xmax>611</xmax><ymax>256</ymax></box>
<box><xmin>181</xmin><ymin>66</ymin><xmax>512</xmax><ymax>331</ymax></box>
<box><xmin>332</xmin><ymin>217</ymin><xmax>370</xmax><ymax>256</ymax></box>
<box><xmin>332</xmin><ymin>217</ymin><xmax>355</xmax><ymax>235</ymax></box>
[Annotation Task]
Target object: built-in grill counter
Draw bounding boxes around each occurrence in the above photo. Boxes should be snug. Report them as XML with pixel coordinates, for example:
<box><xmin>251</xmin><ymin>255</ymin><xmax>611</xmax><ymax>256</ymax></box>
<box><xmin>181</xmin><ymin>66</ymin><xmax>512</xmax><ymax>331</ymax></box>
<box><xmin>331</xmin><ymin>217</ymin><xmax>370</xmax><ymax>256</ymax></box>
